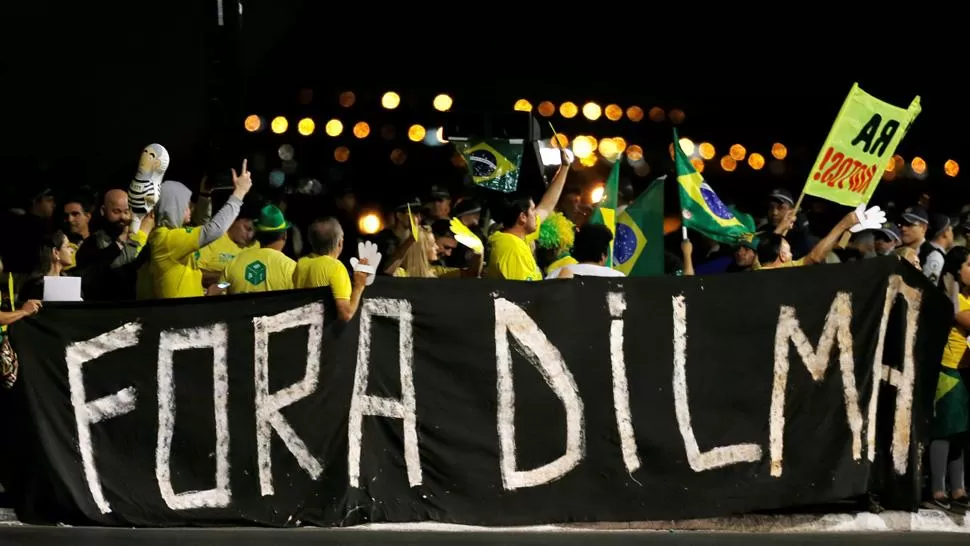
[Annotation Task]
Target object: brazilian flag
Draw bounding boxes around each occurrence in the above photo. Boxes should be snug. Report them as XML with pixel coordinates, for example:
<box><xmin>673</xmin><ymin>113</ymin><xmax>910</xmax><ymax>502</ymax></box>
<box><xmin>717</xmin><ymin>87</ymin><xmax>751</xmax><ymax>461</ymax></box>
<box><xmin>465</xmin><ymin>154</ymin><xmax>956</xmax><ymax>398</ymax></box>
<box><xmin>674</xmin><ymin>128</ymin><xmax>752</xmax><ymax>244</ymax></box>
<box><xmin>933</xmin><ymin>368</ymin><xmax>969</xmax><ymax>438</ymax></box>
<box><xmin>454</xmin><ymin>139</ymin><xmax>524</xmax><ymax>193</ymax></box>
<box><xmin>613</xmin><ymin>177</ymin><xmax>665</xmax><ymax>277</ymax></box>
<box><xmin>588</xmin><ymin>160</ymin><xmax>620</xmax><ymax>266</ymax></box>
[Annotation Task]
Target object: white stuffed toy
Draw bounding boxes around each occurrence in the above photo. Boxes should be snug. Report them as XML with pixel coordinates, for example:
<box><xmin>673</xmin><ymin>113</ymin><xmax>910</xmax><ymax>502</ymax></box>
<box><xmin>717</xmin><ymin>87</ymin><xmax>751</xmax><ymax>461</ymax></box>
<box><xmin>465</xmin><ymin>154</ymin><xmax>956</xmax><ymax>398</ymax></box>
<box><xmin>849</xmin><ymin>204</ymin><xmax>887</xmax><ymax>233</ymax></box>
<box><xmin>350</xmin><ymin>241</ymin><xmax>382</xmax><ymax>286</ymax></box>
<box><xmin>128</xmin><ymin>143</ymin><xmax>170</xmax><ymax>231</ymax></box>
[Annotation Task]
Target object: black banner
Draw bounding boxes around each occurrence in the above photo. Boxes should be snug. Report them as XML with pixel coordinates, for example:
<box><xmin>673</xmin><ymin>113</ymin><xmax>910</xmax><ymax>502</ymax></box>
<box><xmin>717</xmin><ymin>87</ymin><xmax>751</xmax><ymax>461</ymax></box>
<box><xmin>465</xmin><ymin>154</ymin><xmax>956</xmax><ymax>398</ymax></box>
<box><xmin>8</xmin><ymin>258</ymin><xmax>950</xmax><ymax>526</ymax></box>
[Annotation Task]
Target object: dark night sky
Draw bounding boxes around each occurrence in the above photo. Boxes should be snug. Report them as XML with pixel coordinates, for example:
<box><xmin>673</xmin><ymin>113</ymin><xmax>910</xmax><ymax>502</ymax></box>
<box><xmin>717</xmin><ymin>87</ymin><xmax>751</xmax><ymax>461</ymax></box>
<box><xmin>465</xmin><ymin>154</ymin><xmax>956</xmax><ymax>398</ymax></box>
<box><xmin>1</xmin><ymin>2</ymin><xmax>963</xmax><ymax>213</ymax></box>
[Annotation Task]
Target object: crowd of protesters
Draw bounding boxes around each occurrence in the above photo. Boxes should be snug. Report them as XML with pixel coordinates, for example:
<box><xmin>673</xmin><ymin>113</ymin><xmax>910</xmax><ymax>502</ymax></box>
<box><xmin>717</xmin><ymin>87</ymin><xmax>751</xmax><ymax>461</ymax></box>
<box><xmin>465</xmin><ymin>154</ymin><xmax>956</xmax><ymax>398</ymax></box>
<box><xmin>0</xmin><ymin>143</ymin><xmax>969</xmax><ymax>513</ymax></box>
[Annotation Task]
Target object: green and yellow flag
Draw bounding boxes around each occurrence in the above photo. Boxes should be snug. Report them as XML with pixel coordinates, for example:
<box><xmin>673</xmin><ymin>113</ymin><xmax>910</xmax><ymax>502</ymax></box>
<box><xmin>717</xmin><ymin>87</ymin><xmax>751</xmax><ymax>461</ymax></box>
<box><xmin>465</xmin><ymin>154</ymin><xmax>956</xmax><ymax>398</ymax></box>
<box><xmin>613</xmin><ymin>177</ymin><xmax>664</xmax><ymax>276</ymax></box>
<box><xmin>454</xmin><ymin>139</ymin><xmax>524</xmax><ymax>193</ymax></box>
<box><xmin>588</xmin><ymin>160</ymin><xmax>620</xmax><ymax>266</ymax></box>
<box><xmin>674</xmin><ymin>129</ymin><xmax>752</xmax><ymax>245</ymax></box>
<box><xmin>803</xmin><ymin>83</ymin><xmax>921</xmax><ymax>207</ymax></box>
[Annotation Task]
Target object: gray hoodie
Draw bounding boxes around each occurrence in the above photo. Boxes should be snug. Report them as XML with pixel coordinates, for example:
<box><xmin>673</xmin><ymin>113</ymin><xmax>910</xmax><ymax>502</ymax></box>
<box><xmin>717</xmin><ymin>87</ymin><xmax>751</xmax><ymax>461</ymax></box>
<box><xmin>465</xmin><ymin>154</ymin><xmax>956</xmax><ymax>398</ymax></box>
<box><xmin>157</xmin><ymin>181</ymin><xmax>242</xmax><ymax>248</ymax></box>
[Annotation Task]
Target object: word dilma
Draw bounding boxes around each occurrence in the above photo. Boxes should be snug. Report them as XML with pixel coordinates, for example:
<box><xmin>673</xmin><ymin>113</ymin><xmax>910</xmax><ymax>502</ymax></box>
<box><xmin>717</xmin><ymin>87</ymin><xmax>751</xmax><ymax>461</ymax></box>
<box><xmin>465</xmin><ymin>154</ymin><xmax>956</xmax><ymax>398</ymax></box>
<box><xmin>67</xmin><ymin>277</ymin><xmax>920</xmax><ymax>514</ymax></box>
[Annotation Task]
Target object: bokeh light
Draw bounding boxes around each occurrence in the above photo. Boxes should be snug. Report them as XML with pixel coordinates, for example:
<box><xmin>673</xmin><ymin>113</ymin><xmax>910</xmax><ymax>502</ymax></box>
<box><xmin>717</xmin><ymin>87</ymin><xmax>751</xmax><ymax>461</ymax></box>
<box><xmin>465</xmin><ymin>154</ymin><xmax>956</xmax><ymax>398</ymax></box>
<box><xmin>945</xmin><ymin>159</ymin><xmax>960</xmax><ymax>177</ymax></box>
<box><xmin>560</xmin><ymin>102</ymin><xmax>578</xmax><ymax>118</ymax></box>
<box><xmin>514</xmin><ymin>99</ymin><xmax>533</xmax><ymax>112</ymax></box>
<box><xmin>605</xmin><ymin>104</ymin><xmax>623</xmax><ymax>121</ymax></box>
<box><xmin>436</xmin><ymin>127</ymin><xmax>448</xmax><ymax>144</ymax></box>
<box><xmin>678</xmin><ymin>137</ymin><xmax>695</xmax><ymax>156</ymax></box>
<box><xmin>433</xmin><ymin>94</ymin><xmax>453</xmax><ymax>112</ymax></box>
<box><xmin>390</xmin><ymin>148</ymin><xmax>407</xmax><ymax>165</ymax></box>
<box><xmin>698</xmin><ymin>142</ymin><xmax>715</xmax><ymax>160</ymax></box>
<box><xmin>381</xmin><ymin>91</ymin><xmax>401</xmax><ymax>109</ymax></box>
<box><xmin>612</xmin><ymin>137</ymin><xmax>627</xmax><ymax>154</ymax></box>
<box><xmin>626</xmin><ymin>145</ymin><xmax>643</xmax><ymax>161</ymax></box>
<box><xmin>634</xmin><ymin>162</ymin><xmax>651</xmax><ymax>177</ymax></box>
<box><xmin>598</xmin><ymin>138</ymin><xmax>619</xmax><ymax>159</ymax></box>
<box><xmin>538</xmin><ymin>101</ymin><xmax>556</xmax><ymax>117</ymax></box>
<box><xmin>552</xmin><ymin>133</ymin><xmax>569</xmax><ymax>147</ymax></box>
<box><xmin>358</xmin><ymin>212</ymin><xmax>382</xmax><ymax>235</ymax></box>
<box><xmin>572</xmin><ymin>136</ymin><xmax>594</xmax><ymax>159</ymax></box>
<box><xmin>324</xmin><ymin>119</ymin><xmax>343</xmax><ymax>137</ymax></box>
<box><xmin>771</xmin><ymin>142</ymin><xmax>787</xmax><ymax>160</ymax></box>
<box><xmin>297</xmin><ymin>118</ymin><xmax>315</xmax><ymax>136</ymax></box>
<box><xmin>271</xmin><ymin>116</ymin><xmax>288</xmax><ymax>134</ymax></box>
<box><xmin>580</xmin><ymin>155</ymin><xmax>598</xmax><ymax>167</ymax></box>
<box><xmin>648</xmin><ymin>107</ymin><xmax>665</xmax><ymax>123</ymax></box>
<box><xmin>334</xmin><ymin>146</ymin><xmax>350</xmax><ymax>163</ymax></box>
<box><xmin>338</xmin><ymin>91</ymin><xmax>356</xmax><ymax>107</ymax></box>
<box><xmin>408</xmin><ymin>124</ymin><xmax>426</xmax><ymax>142</ymax></box>
<box><xmin>729</xmin><ymin>144</ymin><xmax>747</xmax><ymax>161</ymax></box>
<box><xmin>627</xmin><ymin>106</ymin><xmax>644</xmax><ymax>122</ymax></box>
<box><xmin>748</xmin><ymin>153</ymin><xmax>765</xmax><ymax>170</ymax></box>
<box><xmin>893</xmin><ymin>155</ymin><xmax>904</xmax><ymax>170</ymax></box>
<box><xmin>590</xmin><ymin>185</ymin><xmax>605</xmax><ymax>204</ymax></box>
<box><xmin>669</xmin><ymin>109</ymin><xmax>685</xmax><ymax>124</ymax></box>
<box><xmin>691</xmin><ymin>158</ymin><xmax>705</xmax><ymax>173</ymax></box>
<box><xmin>244</xmin><ymin>115</ymin><xmax>262</xmax><ymax>132</ymax></box>
<box><xmin>911</xmin><ymin>157</ymin><xmax>926</xmax><ymax>174</ymax></box>
<box><xmin>353</xmin><ymin>122</ymin><xmax>370</xmax><ymax>138</ymax></box>
<box><xmin>583</xmin><ymin>102</ymin><xmax>602</xmax><ymax>121</ymax></box>
<box><xmin>720</xmin><ymin>156</ymin><xmax>737</xmax><ymax>172</ymax></box>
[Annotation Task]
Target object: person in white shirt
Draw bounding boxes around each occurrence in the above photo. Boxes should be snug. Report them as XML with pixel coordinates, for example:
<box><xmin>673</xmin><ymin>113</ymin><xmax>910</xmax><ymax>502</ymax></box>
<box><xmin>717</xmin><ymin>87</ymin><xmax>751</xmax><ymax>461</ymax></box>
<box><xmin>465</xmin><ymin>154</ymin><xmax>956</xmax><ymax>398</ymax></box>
<box><xmin>547</xmin><ymin>224</ymin><xmax>626</xmax><ymax>279</ymax></box>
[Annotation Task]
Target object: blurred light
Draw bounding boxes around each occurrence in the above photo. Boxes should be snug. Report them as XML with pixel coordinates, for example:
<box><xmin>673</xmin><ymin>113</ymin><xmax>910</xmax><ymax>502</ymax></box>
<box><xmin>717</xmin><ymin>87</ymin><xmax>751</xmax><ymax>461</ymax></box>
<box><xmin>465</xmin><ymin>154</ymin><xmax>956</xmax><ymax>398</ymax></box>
<box><xmin>729</xmin><ymin>144</ymin><xmax>746</xmax><ymax>161</ymax></box>
<box><xmin>626</xmin><ymin>144</ymin><xmax>643</xmax><ymax>162</ymax></box>
<box><xmin>278</xmin><ymin>144</ymin><xmax>294</xmax><ymax>161</ymax></box>
<box><xmin>583</xmin><ymin>102</ymin><xmax>602</xmax><ymax>121</ymax></box>
<box><xmin>893</xmin><ymin>154</ymin><xmax>904</xmax><ymax>170</ymax></box>
<box><xmin>580</xmin><ymin>155</ymin><xmax>598</xmax><ymax>167</ymax></box>
<box><xmin>244</xmin><ymin>115</ymin><xmax>262</xmax><ymax>132</ymax></box>
<box><xmin>572</xmin><ymin>136</ymin><xmax>595</xmax><ymax>159</ymax></box>
<box><xmin>771</xmin><ymin>142</ymin><xmax>787</xmax><ymax>160</ymax></box>
<box><xmin>698</xmin><ymin>142</ymin><xmax>715</xmax><ymax>160</ymax></box>
<box><xmin>605</xmin><ymin>104</ymin><xmax>623</xmax><ymax>121</ymax></box>
<box><xmin>408</xmin><ymin>124</ymin><xmax>426</xmax><ymax>142</ymax></box>
<box><xmin>911</xmin><ymin>157</ymin><xmax>926</xmax><ymax>174</ymax></box>
<box><xmin>690</xmin><ymin>158</ymin><xmax>705</xmax><ymax>173</ymax></box>
<box><xmin>514</xmin><ymin>99</ymin><xmax>533</xmax><ymax>112</ymax></box>
<box><xmin>390</xmin><ymin>148</ymin><xmax>407</xmax><ymax>165</ymax></box>
<box><xmin>560</xmin><ymin>101</ymin><xmax>578</xmax><ymax>118</ymax></box>
<box><xmin>298</xmin><ymin>88</ymin><xmax>314</xmax><ymax>105</ymax></box>
<box><xmin>334</xmin><ymin>146</ymin><xmax>350</xmax><ymax>163</ymax></box>
<box><xmin>885</xmin><ymin>159</ymin><xmax>895</xmax><ymax>172</ymax></box>
<box><xmin>748</xmin><ymin>152</ymin><xmax>765</xmax><ymax>170</ymax></box>
<box><xmin>381</xmin><ymin>91</ymin><xmax>401</xmax><ymax>109</ymax></box>
<box><xmin>538</xmin><ymin>101</ymin><xmax>556</xmax><ymax>117</ymax></box>
<box><xmin>433</xmin><ymin>94</ymin><xmax>453</xmax><ymax>112</ymax></box>
<box><xmin>424</xmin><ymin>127</ymin><xmax>446</xmax><ymax>146</ymax></box>
<box><xmin>634</xmin><ymin>162</ymin><xmax>651</xmax><ymax>177</ymax></box>
<box><xmin>612</xmin><ymin>137</ymin><xmax>627</xmax><ymax>154</ymax></box>
<box><xmin>664</xmin><ymin>216</ymin><xmax>682</xmax><ymax>235</ymax></box>
<box><xmin>552</xmin><ymin>133</ymin><xmax>569</xmax><ymax>147</ymax></box>
<box><xmin>358</xmin><ymin>212</ymin><xmax>382</xmax><ymax>235</ymax></box>
<box><xmin>720</xmin><ymin>156</ymin><xmax>737</xmax><ymax>172</ymax></box>
<box><xmin>353</xmin><ymin>122</ymin><xmax>370</xmax><ymax>138</ymax></box>
<box><xmin>381</xmin><ymin>124</ymin><xmax>396</xmax><ymax>140</ymax></box>
<box><xmin>945</xmin><ymin>159</ymin><xmax>960</xmax><ymax>177</ymax></box>
<box><xmin>679</xmin><ymin>137</ymin><xmax>695</xmax><ymax>156</ymax></box>
<box><xmin>271</xmin><ymin>116</ymin><xmax>288</xmax><ymax>134</ymax></box>
<box><xmin>669</xmin><ymin>108</ymin><xmax>685</xmax><ymax>124</ymax></box>
<box><xmin>598</xmin><ymin>138</ymin><xmax>619</xmax><ymax>159</ymax></box>
<box><xmin>627</xmin><ymin>106</ymin><xmax>644</xmax><ymax>122</ymax></box>
<box><xmin>436</xmin><ymin>127</ymin><xmax>448</xmax><ymax>144</ymax></box>
<box><xmin>269</xmin><ymin>169</ymin><xmax>285</xmax><ymax>188</ymax></box>
<box><xmin>648</xmin><ymin>107</ymin><xmax>665</xmax><ymax>123</ymax></box>
<box><xmin>338</xmin><ymin>91</ymin><xmax>356</xmax><ymax>107</ymax></box>
<box><xmin>882</xmin><ymin>168</ymin><xmax>896</xmax><ymax>182</ymax></box>
<box><xmin>590</xmin><ymin>185</ymin><xmax>605</xmax><ymax>204</ymax></box>
<box><xmin>325</xmin><ymin>119</ymin><xmax>343</xmax><ymax>137</ymax></box>
<box><xmin>297</xmin><ymin>118</ymin><xmax>315</xmax><ymax>136</ymax></box>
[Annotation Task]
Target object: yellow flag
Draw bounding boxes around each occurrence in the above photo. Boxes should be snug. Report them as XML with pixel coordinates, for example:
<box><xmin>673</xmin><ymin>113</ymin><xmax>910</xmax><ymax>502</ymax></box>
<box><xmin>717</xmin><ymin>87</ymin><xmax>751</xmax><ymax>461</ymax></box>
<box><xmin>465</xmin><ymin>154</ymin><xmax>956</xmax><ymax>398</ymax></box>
<box><xmin>407</xmin><ymin>203</ymin><xmax>419</xmax><ymax>241</ymax></box>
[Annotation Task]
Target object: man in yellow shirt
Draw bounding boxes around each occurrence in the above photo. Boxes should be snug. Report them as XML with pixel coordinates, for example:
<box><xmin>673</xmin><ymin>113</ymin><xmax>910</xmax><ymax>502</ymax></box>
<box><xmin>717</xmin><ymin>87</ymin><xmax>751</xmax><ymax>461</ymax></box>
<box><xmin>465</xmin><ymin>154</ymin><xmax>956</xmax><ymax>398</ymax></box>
<box><xmin>222</xmin><ymin>205</ymin><xmax>295</xmax><ymax>294</ymax></box>
<box><xmin>197</xmin><ymin>204</ymin><xmax>257</xmax><ymax>288</ymax></box>
<box><xmin>150</xmin><ymin>160</ymin><xmax>253</xmax><ymax>298</ymax></box>
<box><xmin>293</xmin><ymin>218</ymin><xmax>369</xmax><ymax>321</ymax></box>
<box><xmin>486</xmin><ymin>146</ymin><xmax>571</xmax><ymax>281</ymax></box>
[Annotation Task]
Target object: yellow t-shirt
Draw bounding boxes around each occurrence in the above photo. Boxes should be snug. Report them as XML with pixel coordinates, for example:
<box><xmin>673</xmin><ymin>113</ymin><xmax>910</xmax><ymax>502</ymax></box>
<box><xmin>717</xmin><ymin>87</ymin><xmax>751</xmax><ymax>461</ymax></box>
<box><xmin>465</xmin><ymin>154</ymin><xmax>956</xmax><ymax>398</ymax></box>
<box><xmin>546</xmin><ymin>255</ymin><xmax>578</xmax><ymax>275</ymax></box>
<box><xmin>486</xmin><ymin>229</ymin><xmax>543</xmax><ymax>281</ymax></box>
<box><xmin>292</xmin><ymin>254</ymin><xmax>351</xmax><ymax>299</ymax></box>
<box><xmin>222</xmin><ymin>247</ymin><xmax>295</xmax><ymax>294</ymax></box>
<box><xmin>149</xmin><ymin>226</ymin><xmax>205</xmax><ymax>299</ymax></box>
<box><xmin>197</xmin><ymin>233</ymin><xmax>256</xmax><ymax>274</ymax></box>
<box><xmin>942</xmin><ymin>294</ymin><xmax>970</xmax><ymax>369</ymax></box>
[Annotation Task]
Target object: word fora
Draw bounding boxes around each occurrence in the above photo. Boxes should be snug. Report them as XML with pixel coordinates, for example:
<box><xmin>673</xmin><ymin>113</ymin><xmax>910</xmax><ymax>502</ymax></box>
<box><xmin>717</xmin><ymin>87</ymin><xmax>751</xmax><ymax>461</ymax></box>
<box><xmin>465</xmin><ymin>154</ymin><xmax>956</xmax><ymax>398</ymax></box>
<box><xmin>66</xmin><ymin>278</ymin><xmax>921</xmax><ymax>514</ymax></box>
<box><xmin>812</xmin><ymin>113</ymin><xmax>902</xmax><ymax>194</ymax></box>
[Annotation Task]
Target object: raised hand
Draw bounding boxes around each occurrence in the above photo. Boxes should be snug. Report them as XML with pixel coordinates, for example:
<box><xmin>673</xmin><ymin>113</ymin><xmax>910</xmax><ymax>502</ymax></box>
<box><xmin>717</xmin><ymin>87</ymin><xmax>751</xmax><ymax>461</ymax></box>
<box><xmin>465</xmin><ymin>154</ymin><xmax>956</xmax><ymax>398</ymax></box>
<box><xmin>849</xmin><ymin>204</ymin><xmax>886</xmax><ymax>233</ymax></box>
<box><xmin>350</xmin><ymin>241</ymin><xmax>382</xmax><ymax>286</ymax></box>
<box><xmin>231</xmin><ymin>159</ymin><xmax>253</xmax><ymax>199</ymax></box>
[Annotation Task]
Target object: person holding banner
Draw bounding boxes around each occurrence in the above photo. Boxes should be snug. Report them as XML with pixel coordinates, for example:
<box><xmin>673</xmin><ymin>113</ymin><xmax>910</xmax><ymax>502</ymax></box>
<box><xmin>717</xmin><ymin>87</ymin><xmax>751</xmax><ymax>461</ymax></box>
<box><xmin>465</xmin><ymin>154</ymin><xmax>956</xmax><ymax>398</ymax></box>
<box><xmin>758</xmin><ymin>206</ymin><xmax>885</xmax><ymax>270</ymax></box>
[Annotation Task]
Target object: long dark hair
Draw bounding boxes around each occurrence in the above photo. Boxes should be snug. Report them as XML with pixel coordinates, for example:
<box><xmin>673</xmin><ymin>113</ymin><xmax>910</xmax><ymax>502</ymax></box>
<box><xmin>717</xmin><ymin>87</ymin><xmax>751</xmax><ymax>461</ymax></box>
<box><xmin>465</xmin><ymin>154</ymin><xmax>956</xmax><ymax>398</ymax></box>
<box><xmin>939</xmin><ymin>245</ymin><xmax>970</xmax><ymax>290</ymax></box>
<box><xmin>33</xmin><ymin>231</ymin><xmax>68</xmax><ymax>278</ymax></box>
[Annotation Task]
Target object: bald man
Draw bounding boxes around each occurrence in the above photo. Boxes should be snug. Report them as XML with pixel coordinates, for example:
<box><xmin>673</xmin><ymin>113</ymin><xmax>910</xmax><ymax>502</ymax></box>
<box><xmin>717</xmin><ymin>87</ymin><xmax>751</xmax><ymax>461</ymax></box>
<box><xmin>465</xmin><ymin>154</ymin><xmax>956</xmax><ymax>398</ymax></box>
<box><xmin>74</xmin><ymin>189</ymin><xmax>156</xmax><ymax>301</ymax></box>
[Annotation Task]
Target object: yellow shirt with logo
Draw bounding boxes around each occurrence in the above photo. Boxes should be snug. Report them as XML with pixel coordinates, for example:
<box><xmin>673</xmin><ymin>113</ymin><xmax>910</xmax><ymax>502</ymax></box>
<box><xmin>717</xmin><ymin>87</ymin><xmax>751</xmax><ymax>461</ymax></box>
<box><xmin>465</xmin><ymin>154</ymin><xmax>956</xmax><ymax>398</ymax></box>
<box><xmin>486</xmin><ymin>225</ymin><xmax>542</xmax><ymax>281</ymax></box>
<box><xmin>197</xmin><ymin>233</ymin><xmax>256</xmax><ymax>274</ymax></box>
<box><xmin>149</xmin><ymin>226</ymin><xmax>205</xmax><ymax>299</ymax></box>
<box><xmin>292</xmin><ymin>254</ymin><xmax>351</xmax><ymax>299</ymax></box>
<box><xmin>942</xmin><ymin>293</ymin><xmax>970</xmax><ymax>369</ymax></box>
<box><xmin>222</xmin><ymin>246</ymin><xmax>295</xmax><ymax>294</ymax></box>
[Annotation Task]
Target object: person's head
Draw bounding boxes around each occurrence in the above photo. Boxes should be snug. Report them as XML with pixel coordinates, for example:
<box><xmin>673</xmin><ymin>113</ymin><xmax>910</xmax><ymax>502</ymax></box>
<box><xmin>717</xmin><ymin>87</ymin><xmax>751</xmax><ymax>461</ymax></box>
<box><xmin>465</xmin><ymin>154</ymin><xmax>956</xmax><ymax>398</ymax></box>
<box><xmin>401</xmin><ymin>227</ymin><xmax>437</xmax><ymax>278</ymax></box>
<box><xmin>431</xmin><ymin>219</ymin><xmax>458</xmax><ymax>258</ymax></box>
<box><xmin>767</xmin><ymin>189</ymin><xmax>794</xmax><ymax>227</ymax></box>
<box><xmin>572</xmin><ymin>224</ymin><xmax>614</xmax><ymax>265</ymax></box>
<box><xmin>899</xmin><ymin>206</ymin><xmax>929</xmax><ymax>246</ymax></box>
<box><xmin>499</xmin><ymin>197</ymin><xmax>537</xmax><ymax>235</ymax></box>
<box><xmin>63</xmin><ymin>193</ymin><xmax>95</xmax><ymax>238</ymax></box>
<box><xmin>253</xmin><ymin>204</ymin><xmax>290</xmax><ymax>250</ymax></box>
<box><xmin>31</xmin><ymin>189</ymin><xmax>56</xmax><ymax>219</ymax></box>
<box><xmin>227</xmin><ymin>217</ymin><xmax>256</xmax><ymax>248</ymax></box>
<box><xmin>427</xmin><ymin>186</ymin><xmax>451</xmax><ymax>220</ymax></box>
<box><xmin>895</xmin><ymin>246</ymin><xmax>921</xmax><ymax>270</ymax></box>
<box><xmin>101</xmin><ymin>189</ymin><xmax>132</xmax><ymax>234</ymax></box>
<box><xmin>850</xmin><ymin>231</ymin><xmax>875</xmax><ymax>255</ymax></box>
<box><xmin>942</xmin><ymin>246</ymin><xmax>970</xmax><ymax>290</ymax></box>
<box><xmin>308</xmin><ymin>218</ymin><xmax>344</xmax><ymax>257</ymax></box>
<box><xmin>929</xmin><ymin>213</ymin><xmax>954</xmax><ymax>250</ymax></box>
<box><xmin>557</xmin><ymin>186</ymin><xmax>582</xmax><ymax>221</ymax></box>
<box><xmin>452</xmin><ymin>199</ymin><xmax>482</xmax><ymax>228</ymax></box>
<box><xmin>38</xmin><ymin>231</ymin><xmax>73</xmax><ymax>275</ymax></box>
<box><xmin>756</xmin><ymin>233</ymin><xmax>791</xmax><ymax>266</ymax></box>
<box><xmin>157</xmin><ymin>181</ymin><xmax>194</xmax><ymax>228</ymax></box>
<box><xmin>735</xmin><ymin>242</ymin><xmax>757</xmax><ymax>269</ymax></box>
<box><xmin>874</xmin><ymin>222</ymin><xmax>901</xmax><ymax>255</ymax></box>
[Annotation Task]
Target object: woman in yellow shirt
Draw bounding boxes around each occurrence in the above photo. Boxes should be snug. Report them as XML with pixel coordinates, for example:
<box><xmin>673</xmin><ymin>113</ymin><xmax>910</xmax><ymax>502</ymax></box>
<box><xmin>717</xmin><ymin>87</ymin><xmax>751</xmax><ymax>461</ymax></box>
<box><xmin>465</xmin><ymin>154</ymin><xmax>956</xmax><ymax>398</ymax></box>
<box><xmin>930</xmin><ymin>246</ymin><xmax>970</xmax><ymax>510</ymax></box>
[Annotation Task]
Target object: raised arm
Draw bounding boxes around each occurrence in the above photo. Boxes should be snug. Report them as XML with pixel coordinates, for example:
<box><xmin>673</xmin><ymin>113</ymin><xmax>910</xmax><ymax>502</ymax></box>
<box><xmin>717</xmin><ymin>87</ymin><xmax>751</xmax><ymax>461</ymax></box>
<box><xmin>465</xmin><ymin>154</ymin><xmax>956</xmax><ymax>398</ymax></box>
<box><xmin>198</xmin><ymin>160</ymin><xmax>252</xmax><ymax>247</ymax></box>
<box><xmin>535</xmin><ymin>147</ymin><xmax>571</xmax><ymax>222</ymax></box>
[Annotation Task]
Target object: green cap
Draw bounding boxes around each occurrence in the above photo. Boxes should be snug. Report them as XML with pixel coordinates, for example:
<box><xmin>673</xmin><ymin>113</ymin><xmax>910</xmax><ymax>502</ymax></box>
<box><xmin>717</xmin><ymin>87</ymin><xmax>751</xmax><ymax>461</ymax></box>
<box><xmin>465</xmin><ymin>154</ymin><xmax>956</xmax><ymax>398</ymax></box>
<box><xmin>255</xmin><ymin>204</ymin><xmax>291</xmax><ymax>232</ymax></box>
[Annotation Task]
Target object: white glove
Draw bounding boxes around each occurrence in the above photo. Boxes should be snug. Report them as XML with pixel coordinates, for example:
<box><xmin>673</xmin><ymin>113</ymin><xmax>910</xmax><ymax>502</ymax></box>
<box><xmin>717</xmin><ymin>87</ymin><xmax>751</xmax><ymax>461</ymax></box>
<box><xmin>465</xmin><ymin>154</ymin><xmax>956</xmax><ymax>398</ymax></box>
<box><xmin>350</xmin><ymin>241</ymin><xmax>382</xmax><ymax>286</ymax></box>
<box><xmin>849</xmin><ymin>204</ymin><xmax>887</xmax><ymax>233</ymax></box>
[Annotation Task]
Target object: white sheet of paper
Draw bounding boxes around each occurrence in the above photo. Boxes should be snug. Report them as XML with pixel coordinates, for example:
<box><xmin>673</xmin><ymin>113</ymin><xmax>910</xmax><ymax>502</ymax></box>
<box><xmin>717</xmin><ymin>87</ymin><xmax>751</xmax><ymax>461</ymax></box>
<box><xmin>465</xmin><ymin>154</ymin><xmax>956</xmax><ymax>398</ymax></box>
<box><xmin>43</xmin><ymin>276</ymin><xmax>82</xmax><ymax>302</ymax></box>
